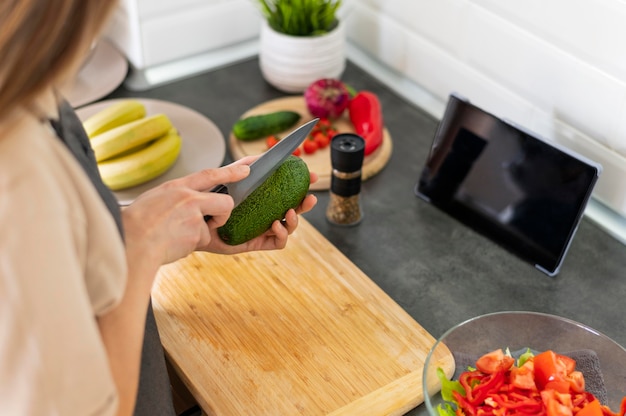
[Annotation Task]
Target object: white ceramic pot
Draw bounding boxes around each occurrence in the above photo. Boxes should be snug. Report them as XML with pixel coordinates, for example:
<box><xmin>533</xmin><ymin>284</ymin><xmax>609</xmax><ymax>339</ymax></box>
<box><xmin>259</xmin><ymin>20</ymin><xmax>346</xmax><ymax>93</ymax></box>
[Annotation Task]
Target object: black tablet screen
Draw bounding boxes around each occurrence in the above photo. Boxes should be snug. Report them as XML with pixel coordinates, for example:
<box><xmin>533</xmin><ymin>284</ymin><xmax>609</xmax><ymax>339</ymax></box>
<box><xmin>415</xmin><ymin>94</ymin><xmax>601</xmax><ymax>276</ymax></box>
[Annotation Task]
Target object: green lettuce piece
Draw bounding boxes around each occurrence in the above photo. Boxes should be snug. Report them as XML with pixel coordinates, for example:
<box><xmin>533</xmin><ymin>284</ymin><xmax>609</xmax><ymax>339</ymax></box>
<box><xmin>436</xmin><ymin>366</ymin><xmax>464</xmax><ymax>402</ymax></box>
<box><xmin>517</xmin><ymin>348</ymin><xmax>534</xmax><ymax>367</ymax></box>
<box><xmin>436</xmin><ymin>402</ymin><xmax>457</xmax><ymax>416</ymax></box>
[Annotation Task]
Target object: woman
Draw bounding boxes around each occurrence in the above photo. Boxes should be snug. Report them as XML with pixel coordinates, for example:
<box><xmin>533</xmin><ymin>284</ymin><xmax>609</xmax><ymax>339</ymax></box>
<box><xmin>0</xmin><ymin>1</ymin><xmax>317</xmax><ymax>415</ymax></box>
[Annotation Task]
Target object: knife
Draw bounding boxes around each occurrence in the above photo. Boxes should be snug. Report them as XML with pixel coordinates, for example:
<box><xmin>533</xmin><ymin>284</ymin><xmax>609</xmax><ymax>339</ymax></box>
<box><xmin>204</xmin><ymin>117</ymin><xmax>318</xmax><ymax>221</ymax></box>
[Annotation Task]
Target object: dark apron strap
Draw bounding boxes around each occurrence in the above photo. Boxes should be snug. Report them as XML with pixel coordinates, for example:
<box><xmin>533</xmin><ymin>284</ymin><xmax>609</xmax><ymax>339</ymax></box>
<box><xmin>50</xmin><ymin>99</ymin><xmax>176</xmax><ymax>416</ymax></box>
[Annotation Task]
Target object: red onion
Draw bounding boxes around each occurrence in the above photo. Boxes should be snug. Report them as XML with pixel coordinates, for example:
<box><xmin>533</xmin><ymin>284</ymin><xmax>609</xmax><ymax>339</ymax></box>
<box><xmin>304</xmin><ymin>78</ymin><xmax>350</xmax><ymax>119</ymax></box>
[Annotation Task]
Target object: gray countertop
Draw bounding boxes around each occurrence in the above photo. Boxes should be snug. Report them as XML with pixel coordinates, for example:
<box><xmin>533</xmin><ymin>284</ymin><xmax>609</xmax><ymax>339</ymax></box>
<box><xmin>105</xmin><ymin>57</ymin><xmax>626</xmax><ymax>415</ymax></box>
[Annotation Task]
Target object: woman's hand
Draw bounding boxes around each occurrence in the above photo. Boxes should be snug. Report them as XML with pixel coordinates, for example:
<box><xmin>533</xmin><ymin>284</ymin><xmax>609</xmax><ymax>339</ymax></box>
<box><xmin>198</xmin><ymin>189</ymin><xmax>318</xmax><ymax>255</ymax></box>
<box><xmin>122</xmin><ymin>162</ymin><xmax>250</xmax><ymax>268</ymax></box>
<box><xmin>197</xmin><ymin>156</ymin><xmax>319</xmax><ymax>254</ymax></box>
<box><xmin>122</xmin><ymin>157</ymin><xmax>318</xmax><ymax>267</ymax></box>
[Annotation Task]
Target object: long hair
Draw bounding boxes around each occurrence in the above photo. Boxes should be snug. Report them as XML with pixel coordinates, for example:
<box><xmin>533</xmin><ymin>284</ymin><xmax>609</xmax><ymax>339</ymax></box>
<box><xmin>0</xmin><ymin>0</ymin><xmax>118</xmax><ymax>121</ymax></box>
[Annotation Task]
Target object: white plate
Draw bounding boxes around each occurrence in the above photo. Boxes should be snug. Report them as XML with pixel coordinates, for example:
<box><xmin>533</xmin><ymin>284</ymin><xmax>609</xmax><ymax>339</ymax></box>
<box><xmin>76</xmin><ymin>98</ymin><xmax>226</xmax><ymax>205</ymax></box>
<box><xmin>61</xmin><ymin>40</ymin><xmax>128</xmax><ymax>108</ymax></box>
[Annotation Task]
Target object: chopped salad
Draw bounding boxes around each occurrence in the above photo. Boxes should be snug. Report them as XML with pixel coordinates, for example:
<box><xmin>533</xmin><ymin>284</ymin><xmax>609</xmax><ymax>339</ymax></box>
<box><xmin>436</xmin><ymin>348</ymin><xmax>626</xmax><ymax>416</ymax></box>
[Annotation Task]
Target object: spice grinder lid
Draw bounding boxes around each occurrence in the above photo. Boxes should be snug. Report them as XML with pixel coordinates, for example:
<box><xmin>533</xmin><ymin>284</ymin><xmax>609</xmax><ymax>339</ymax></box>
<box><xmin>331</xmin><ymin>133</ymin><xmax>365</xmax><ymax>172</ymax></box>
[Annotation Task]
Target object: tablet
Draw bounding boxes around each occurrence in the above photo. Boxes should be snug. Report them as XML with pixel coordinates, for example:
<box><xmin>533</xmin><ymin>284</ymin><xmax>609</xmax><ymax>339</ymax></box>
<box><xmin>415</xmin><ymin>93</ymin><xmax>601</xmax><ymax>276</ymax></box>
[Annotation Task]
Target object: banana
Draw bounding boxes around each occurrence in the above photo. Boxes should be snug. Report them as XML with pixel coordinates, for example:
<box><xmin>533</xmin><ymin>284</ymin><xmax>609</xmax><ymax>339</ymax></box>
<box><xmin>110</xmin><ymin>128</ymin><xmax>177</xmax><ymax>158</ymax></box>
<box><xmin>97</xmin><ymin>129</ymin><xmax>182</xmax><ymax>191</ymax></box>
<box><xmin>90</xmin><ymin>113</ymin><xmax>172</xmax><ymax>162</ymax></box>
<box><xmin>83</xmin><ymin>100</ymin><xmax>146</xmax><ymax>138</ymax></box>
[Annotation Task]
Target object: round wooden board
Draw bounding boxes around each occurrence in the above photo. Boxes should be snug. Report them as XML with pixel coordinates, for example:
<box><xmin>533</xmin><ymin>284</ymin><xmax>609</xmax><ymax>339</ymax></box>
<box><xmin>229</xmin><ymin>96</ymin><xmax>393</xmax><ymax>190</ymax></box>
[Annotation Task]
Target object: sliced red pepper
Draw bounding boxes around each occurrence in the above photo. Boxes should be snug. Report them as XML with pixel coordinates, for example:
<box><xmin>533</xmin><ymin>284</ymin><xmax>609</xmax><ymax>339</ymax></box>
<box><xmin>348</xmin><ymin>91</ymin><xmax>383</xmax><ymax>156</ymax></box>
<box><xmin>460</xmin><ymin>370</ymin><xmax>505</xmax><ymax>405</ymax></box>
<box><xmin>492</xmin><ymin>393</ymin><xmax>543</xmax><ymax>412</ymax></box>
<box><xmin>474</xmin><ymin>371</ymin><xmax>505</xmax><ymax>402</ymax></box>
<box><xmin>453</xmin><ymin>390</ymin><xmax>478</xmax><ymax>416</ymax></box>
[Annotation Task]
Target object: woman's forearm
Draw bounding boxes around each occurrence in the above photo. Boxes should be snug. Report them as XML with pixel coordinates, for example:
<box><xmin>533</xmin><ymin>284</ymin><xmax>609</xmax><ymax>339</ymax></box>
<box><xmin>97</xmin><ymin>252</ymin><xmax>160</xmax><ymax>416</ymax></box>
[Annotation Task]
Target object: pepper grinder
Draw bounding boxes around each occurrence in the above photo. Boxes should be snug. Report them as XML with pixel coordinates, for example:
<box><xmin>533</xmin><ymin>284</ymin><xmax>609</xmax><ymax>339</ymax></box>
<box><xmin>326</xmin><ymin>133</ymin><xmax>365</xmax><ymax>226</ymax></box>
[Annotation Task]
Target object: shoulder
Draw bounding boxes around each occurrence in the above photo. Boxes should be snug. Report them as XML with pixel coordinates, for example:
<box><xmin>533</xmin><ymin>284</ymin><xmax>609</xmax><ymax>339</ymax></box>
<box><xmin>0</xmin><ymin>114</ymin><xmax>127</xmax><ymax>314</ymax></box>
<box><xmin>0</xmin><ymin>116</ymin><xmax>121</xmax><ymax>416</ymax></box>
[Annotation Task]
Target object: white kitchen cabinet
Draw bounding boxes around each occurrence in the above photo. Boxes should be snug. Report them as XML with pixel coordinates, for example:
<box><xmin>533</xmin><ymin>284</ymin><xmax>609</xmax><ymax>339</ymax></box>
<box><xmin>104</xmin><ymin>0</ymin><xmax>261</xmax><ymax>89</ymax></box>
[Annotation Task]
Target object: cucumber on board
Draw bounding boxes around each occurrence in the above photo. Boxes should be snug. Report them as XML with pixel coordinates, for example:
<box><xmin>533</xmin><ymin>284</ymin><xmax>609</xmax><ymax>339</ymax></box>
<box><xmin>232</xmin><ymin>111</ymin><xmax>301</xmax><ymax>141</ymax></box>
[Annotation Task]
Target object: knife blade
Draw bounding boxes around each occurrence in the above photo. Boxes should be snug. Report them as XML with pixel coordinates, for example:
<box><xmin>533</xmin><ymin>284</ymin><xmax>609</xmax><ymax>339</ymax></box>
<box><xmin>204</xmin><ymin>118</ymin><xmax>318</xmax><ymax>221</ymax></box>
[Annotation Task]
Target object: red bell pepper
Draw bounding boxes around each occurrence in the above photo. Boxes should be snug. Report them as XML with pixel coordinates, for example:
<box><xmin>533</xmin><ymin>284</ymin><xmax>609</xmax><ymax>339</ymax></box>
<box><xmin>348</xmin><ymin>91</ymin><xmax>383</xmax><ymax>156</ymax></box>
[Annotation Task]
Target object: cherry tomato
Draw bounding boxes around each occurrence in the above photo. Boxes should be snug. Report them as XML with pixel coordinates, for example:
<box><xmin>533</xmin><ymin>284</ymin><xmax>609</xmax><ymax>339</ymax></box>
<box><xmin>475</xmin><ymin>349</ymin><xmax>515</xmax><ymax>374</ymax></box>
<box><xmin>266</xmin><ymin>135</ymin><xmax>279</xmax><ymax>148</ymax></box>
<box><xmin>318</xmin><ymin>117</ymin><xmax>332</xmax><ymax>130</ymax></box>
<box><xmin>313</xmin><ymin>131</ymin><xmax>330</xmax><ymax>149</ymax></box>
<box><xmin>292</xmin><ymin>147</ymin><xmax>301</xmax><ymax>156</ymax></box>
<box><xmin>303</xmin><ymin>139</ymin><xmax>319</xmax><ymax>154</ymax></box>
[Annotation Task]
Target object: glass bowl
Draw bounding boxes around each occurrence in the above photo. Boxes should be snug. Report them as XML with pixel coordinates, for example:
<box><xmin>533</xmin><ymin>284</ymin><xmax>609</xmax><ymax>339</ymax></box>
<box><xmin>423</xmin><ymin>311</ymin><xmax>626</xmax><ymax>414</ymax></box>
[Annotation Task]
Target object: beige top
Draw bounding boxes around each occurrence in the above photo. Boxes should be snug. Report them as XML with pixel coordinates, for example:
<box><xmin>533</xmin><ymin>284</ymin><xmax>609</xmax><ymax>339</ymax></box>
<box><xmin>0</xmin><ymin>100</ymin><xmax>126</xmax><ymax>414</ymax></box>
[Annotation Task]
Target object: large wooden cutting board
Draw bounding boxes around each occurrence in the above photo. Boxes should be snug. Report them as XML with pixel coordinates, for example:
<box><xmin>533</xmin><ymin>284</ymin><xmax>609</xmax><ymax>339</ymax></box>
<box><xmin>229</xmin><ymin>96</ymin><xmax>393</xmax><ymax>190</ymax></box>
<box><xmin>152</xmin><ymin>218</ymin><xmax>453</xmax><ymax>415</ymax></box>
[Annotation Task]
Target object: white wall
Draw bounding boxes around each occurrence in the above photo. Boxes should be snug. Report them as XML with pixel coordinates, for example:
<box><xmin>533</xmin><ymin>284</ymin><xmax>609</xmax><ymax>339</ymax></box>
<box><xmin>343</xmin><ymin>0</ymin><xmax>626</xmax><ymax>218</ymax></box>
<box><xmin>104</xmin><ymin>0</ymin><xmax>626</xmax><ymax>221</ymax></box>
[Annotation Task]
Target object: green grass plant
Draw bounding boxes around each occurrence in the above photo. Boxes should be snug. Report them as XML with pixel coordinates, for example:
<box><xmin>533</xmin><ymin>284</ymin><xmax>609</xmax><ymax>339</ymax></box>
<box><xmin>256</xmin><ymin>0</ymin><xmax>342</xmax><ymax>36</ymax></box>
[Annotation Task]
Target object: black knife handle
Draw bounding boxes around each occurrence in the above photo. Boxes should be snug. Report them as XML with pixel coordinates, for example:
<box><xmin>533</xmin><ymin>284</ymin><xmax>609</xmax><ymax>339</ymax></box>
<box><xmin>203</xmin><ymin>184</ymin><xmax>229</xmax><ymax>222</ymax></box>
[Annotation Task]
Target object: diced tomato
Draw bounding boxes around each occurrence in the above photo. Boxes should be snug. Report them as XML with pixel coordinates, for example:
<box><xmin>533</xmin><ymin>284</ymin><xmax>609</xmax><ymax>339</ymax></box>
<box><xmin>576</xmin><ymin>399</ymin><xmax>602</xmax><ymax>416</ymax></box>
<box><xmin>547</xmin><ymin>397</ymin><xmax>574</xmax><ymax>416</ymax></box>
<box><xmin>534</xmin><ymin>350</ymin><xmax>565</xmax><ymax>389</ymax></box>
<box><xmin>566</xmin><ymin>371</ymin><xmax>585</xmax><ymax>393</ymax></box>
<box><xmin>476</xmin><ymin>349</ymin><xmax>515</xmax><ymax>374</ymax></box>
<box><xmin>510</xmin><ymin>360</ymin><xmax>536</xmax><ymax>390</ymax></box>
<box><xmin>557</xmin><ymin>354</ymin><xmax>577</xmax><ymax>375</ymax></box>
<box><xmin>545</xmin><ymin>380</ymin><xmax>572</xmax><ymax>394</ymax></box>
<box><xmin>542</xmin><ymin>389</ymin><xmax>574</xmax><ymax>416</ymax></box>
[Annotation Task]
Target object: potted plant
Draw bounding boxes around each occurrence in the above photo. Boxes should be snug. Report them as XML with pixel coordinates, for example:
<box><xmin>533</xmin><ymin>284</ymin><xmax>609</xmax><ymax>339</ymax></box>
<box><xmin>255</xmin><ymin>0</ymin><xmax>346</xmax><ymax>93</ymax></box>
